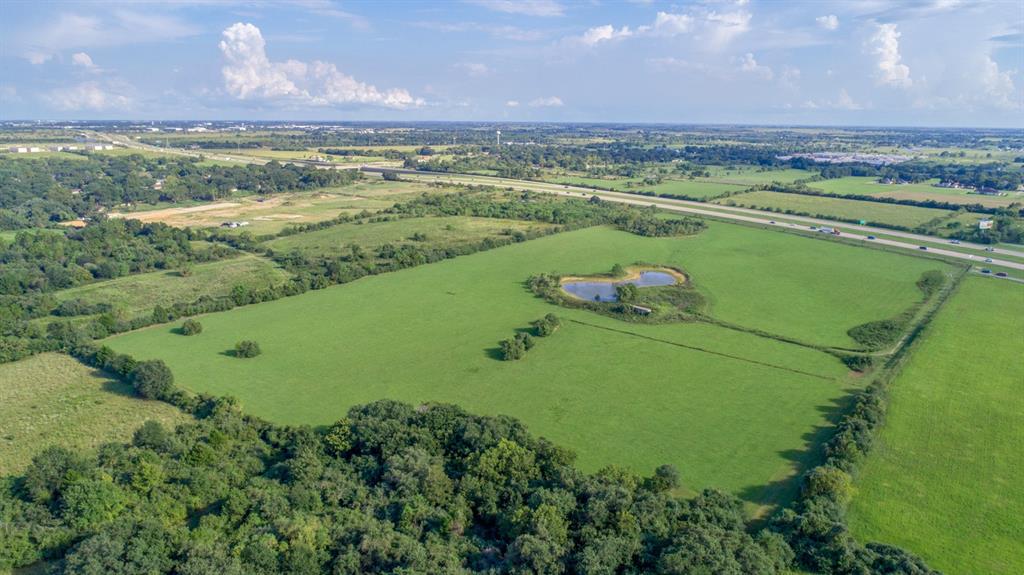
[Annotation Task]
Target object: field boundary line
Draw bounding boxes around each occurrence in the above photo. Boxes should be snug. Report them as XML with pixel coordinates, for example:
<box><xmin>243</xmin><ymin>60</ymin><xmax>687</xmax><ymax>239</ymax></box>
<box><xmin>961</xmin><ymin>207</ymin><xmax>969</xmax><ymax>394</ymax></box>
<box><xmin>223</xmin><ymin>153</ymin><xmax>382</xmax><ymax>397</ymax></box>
<box><xmin>567</xmin><ymin>318</ymin><xmax>834</xmax><ymax>381</ymax></box>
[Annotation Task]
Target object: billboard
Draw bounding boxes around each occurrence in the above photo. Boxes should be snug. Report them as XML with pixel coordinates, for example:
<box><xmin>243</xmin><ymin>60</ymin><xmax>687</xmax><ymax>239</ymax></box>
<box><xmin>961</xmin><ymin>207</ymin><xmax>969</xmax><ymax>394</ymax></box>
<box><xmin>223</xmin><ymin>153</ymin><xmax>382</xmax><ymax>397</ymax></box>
<box><xmin>979</xmin><ymin>219</ymin><xmax>994</xmax><ymax>230</ymax></box>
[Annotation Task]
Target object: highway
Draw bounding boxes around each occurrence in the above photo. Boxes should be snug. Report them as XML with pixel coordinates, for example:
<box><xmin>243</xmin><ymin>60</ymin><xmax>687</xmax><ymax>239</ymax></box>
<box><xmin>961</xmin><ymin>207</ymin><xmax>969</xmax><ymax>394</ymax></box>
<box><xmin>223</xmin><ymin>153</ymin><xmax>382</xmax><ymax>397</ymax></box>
<box><xmin>85</xmin><ymin>137</ymin><xmax>1024</xmax><ymax>272</ymax></box>
<box><xmin>393</xmin><ymin>171</ymin><xmax>1024</xmax><ymax>272</ymax></box>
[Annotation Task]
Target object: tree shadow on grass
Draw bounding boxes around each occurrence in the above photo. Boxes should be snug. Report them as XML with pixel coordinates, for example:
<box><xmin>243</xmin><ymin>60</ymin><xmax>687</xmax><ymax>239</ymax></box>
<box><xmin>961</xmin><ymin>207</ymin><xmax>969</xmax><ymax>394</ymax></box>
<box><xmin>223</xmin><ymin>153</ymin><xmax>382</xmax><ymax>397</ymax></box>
<box><xmin>484</xmin><ymin>346</ymin><xmax>505</xmax><ymax>361</ymax></box>
<box><xmin>219</xmin><ymin>349</ymin><xmax>238</xmax><ymax>358</ymax></box>
<box><xmin>737</xmin><ymin>391</ymin><xmax>858</xmax><ymax>528</ymax></box>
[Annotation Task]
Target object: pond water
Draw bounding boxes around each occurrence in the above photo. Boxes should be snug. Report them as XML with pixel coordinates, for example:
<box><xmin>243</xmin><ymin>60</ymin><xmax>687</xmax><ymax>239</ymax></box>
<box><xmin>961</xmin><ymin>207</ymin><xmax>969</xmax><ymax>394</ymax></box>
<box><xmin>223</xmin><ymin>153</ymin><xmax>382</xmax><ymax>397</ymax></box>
<box><xmin>561</xmin><ymin>271</ymin><xmax>677</xmax><ymax>302</ymax></box>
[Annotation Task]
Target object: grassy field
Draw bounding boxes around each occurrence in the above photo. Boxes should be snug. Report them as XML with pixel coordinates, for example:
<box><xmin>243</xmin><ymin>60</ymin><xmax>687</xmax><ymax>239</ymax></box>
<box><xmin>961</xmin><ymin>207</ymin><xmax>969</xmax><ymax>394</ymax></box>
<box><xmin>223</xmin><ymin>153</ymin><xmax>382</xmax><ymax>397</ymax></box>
<box><xmin>541</xmin><ymin>174</ymin><xmax>748</xmax><ymax>199</ymax></box>
<box><xmin>264</xmin><ymin>215</ymin><xmax>557</xmax><ymax>257</ymax></box>
<box><xmin>808</xmin><ymin>176</ymin><xmax>1023</xmax><ymax>207</ymax></box>
<box><xmin>699</xmin><ymin>166</ymin><xmax>812</xmax><ymax>185</ymax></box>
<box><xmin>49</xmin><ymin>254</ymin><xmax>290</xmax><ymax>319</ymax></box>
<box><xmin>106</xmin><ymin>223</ymin><xmax>947</xmax><ymax>510</ymax></box>
<box><xmin>847</xmin><ymin>277</ymin><xmax>1024</xmax><ymax>574</ymax></box>
<box><xmin>0</xmin><ymin>353</ymin><xmax>190</xmax><ymax>476</ymax></box>
<box><xmin>717</xmin><ymin>190</ymin><xmax>955</xmax><ymax>229</ymax></box>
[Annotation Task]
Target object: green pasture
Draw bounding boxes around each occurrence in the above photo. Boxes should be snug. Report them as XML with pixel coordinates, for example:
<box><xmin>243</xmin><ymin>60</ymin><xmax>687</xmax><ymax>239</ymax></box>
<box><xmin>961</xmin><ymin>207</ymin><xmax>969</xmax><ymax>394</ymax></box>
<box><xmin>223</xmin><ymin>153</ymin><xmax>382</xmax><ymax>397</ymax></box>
<box><xmin>807</xmin><ymin>177</ymin><xmax>940</xmax><ymax>196</ymax></box>
<box><xmin>717</xmin><ymin>190</ymin><xmax>955</xmax><ymax>229</ymax></box>
<box><xmin>848</xmin><ymin>277</ymin><xmax>1024</xmax><ymax>574</ymax></box>
<box><xmin>107</xmin><ymin>223</ymin><xmax>946</xmax><ymax>510</ymax></box>
<box><xmin>0</xmin><ymin>353</ymin><xmax>190</xmax><ymax>477</ymax></box>
<box><xmin>264</xmin><ymin>215</ymin><xmax>556</xmax><ymax>258</ymax></box>
<box><xmin>699</xmin><ymin>166</ymin><xmax>812</xmax><ymax>185</ymax></box>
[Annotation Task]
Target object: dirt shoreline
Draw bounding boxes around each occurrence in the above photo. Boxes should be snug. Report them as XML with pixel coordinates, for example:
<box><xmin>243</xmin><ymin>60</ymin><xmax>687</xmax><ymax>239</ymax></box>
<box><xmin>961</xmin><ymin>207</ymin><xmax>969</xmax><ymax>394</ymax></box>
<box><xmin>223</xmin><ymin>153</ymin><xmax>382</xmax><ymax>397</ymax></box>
<box><xmin>559</xmin><ymin>265</ymin><xmax>687</xmax><ymax>285</ymax></box>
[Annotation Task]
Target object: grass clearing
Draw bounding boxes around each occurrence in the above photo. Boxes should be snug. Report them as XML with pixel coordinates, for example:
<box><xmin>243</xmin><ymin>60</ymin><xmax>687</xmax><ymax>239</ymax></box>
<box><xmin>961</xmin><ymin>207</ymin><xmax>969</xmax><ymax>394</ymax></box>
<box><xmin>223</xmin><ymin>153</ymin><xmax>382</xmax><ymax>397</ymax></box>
<box><xmin>717</xmin><ymin>190</ymin><xmax>955</xmax><ymax>229</ymax></box>
<box><xmin>48</xmin><ymin>254</ymin><xmax>290</xmax><ymax>320</ymax></box>
<box><xmin>0</xmin><ymin>353</ymin><xmax>190</xmax><ymax>476</ymax></box>
<box><xmin>264</xmin><ymin>215</ymin><xmax>557</xmax><ymax>257</ymax></box>
<box><xmin>106</xmin><ymin>223</ymin><xmax>947</xmax><ymax>511</ymax></box>
<box><xmin>847</xmin><ymin>277</ymin><xmax>1024</xmax><ymax>574</ymax></box>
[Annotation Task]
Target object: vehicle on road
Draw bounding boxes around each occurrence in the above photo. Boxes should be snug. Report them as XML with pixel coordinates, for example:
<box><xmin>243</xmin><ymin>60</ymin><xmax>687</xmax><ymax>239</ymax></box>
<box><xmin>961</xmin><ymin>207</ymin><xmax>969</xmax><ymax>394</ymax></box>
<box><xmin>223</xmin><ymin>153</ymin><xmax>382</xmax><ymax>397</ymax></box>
<box><xmin>980</xmin><ymin>269</ymin><xmax>992</xmax><ymax>274</ymax></box>
<box><xmin>769</xmin><ymin>220</ymin><xmax>775</xmax><ymax>224</ymax></box>
<box><xmin>919</xmin><ymin>246</ymin><xmax>928</xmax><ymax>250</ymax></box>
<box><xmin>985</xmin><ymin>258</ymin><xmax>993</xmax><ymax>263</ymax></box>
<box><xmin>985</xmin><ymin>247</ymin><xmax>995</xmax><ymax>252</ymax></box>
<box><xmin>996</xmin><ymin>272</ymin><xmax>1008</xmax><ymax>277</ymax></box>
<box><xmin>950</xmin><ymin>239</ymin><xmax>961</xmax><ymax>244</ymax></box>
<box><xmin>866</xmin><ymin>235</ymin><xmax>876</xmax><ymax>240</ymax></box>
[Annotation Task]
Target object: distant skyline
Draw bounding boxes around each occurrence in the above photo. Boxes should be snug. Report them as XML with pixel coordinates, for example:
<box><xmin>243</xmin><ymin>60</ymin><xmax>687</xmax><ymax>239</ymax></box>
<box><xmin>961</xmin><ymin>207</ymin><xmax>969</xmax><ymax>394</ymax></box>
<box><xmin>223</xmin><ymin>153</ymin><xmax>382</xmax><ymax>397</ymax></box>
<box><xmin>1</xmin><ymin>1</ymin><xmax>1022</xmax><ymax>127</ymax></box>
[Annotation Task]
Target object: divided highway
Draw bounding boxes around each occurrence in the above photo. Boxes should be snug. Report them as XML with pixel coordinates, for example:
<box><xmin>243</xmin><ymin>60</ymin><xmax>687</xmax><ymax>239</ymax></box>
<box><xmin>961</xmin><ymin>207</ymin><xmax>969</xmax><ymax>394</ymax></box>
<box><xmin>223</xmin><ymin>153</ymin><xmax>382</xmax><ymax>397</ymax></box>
<box><xmin>392</xmin><ymin>170</ymin><xmax>1024</xmax><ymax>272</ymax></box>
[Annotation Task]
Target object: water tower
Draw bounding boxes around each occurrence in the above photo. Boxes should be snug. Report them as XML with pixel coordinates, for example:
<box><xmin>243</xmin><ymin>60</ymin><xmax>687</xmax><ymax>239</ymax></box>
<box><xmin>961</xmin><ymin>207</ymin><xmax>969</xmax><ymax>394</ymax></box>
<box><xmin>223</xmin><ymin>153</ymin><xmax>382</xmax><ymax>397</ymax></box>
<box><xmin>496</xmin><ymin>130</ymin><xmax>501</xmax><ymax>147</ymax></box>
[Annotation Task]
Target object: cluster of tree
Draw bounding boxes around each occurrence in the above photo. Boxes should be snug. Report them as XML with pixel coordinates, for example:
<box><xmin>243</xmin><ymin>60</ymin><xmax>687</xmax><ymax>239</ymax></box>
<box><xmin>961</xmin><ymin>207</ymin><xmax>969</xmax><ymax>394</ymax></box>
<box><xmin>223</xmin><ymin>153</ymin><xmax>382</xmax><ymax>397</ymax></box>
<box><xmin>618</xmin><ymin>213</ymin><xmax>706</xmax><ymax>237</ymax></box>
<box><xmin>0</xmin><ymin>155</ymin><xmax>360</xmax><ymax>228</ymax></box>
<box><xmin>0</xmin><ymin>219</ymin><xmax>227</xmax><ymax>297</ymax></box>
<box><xmin>947</xmin><ymin>214</ymin><xmax>1024</xmax><ymax>244</ymax></box>
<box><xmin>499</xmin><ymin>332</ymin><xmax>534</xmax><ymax>360</ymax></box>
<box><xmin>1</xmin><ymin>390</ymin><xmax>798</xmax><ymax>574</ymax></box>
<box><xmin>531</xmin><ymin>313</ymin><xmax>561</xmax><ymax>337</ymax></box>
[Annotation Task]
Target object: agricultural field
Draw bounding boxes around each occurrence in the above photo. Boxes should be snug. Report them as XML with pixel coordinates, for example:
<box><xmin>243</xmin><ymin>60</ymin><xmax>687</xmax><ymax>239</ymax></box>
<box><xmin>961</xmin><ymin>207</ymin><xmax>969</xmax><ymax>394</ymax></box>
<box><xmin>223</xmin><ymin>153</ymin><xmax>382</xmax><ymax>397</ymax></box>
<box><xmin>106</xmin><ymin>223</ymin><xmax>949</xmax><ymax>511</ymax></box>
<box><xmin>108</xmin><ymin>180</ymin><xmax>441</xmax><ymax>234</ymax></box>
<box><xmin>45</xmin><ymin>254</ymin><xmax>290</xmax><ymax>322</ymax></box>
<box><xmin>0</xmin><ymin>353</ymin><xmax>190</xmax><ymax>476</ymax></box>
<box><xmin>716</xmin><ymin>190</ymin><xmax>956</xmax><ymax>229</ymax></box>
<box><xmin>847</xmin><ymin>277</ymin><xmax>1024</xmax><ymax>574</ymax></box>
<box><xmin>263</xmin><ymin>215</ymin><xmax>557</xmax><ymax>258</ymax></box>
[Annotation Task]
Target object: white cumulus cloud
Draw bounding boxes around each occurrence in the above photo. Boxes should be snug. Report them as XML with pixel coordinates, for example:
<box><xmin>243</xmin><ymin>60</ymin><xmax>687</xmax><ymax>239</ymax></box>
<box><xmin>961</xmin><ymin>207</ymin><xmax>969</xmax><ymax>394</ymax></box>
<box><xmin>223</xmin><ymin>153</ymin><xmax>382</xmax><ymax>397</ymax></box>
<box><xmin>219</xmin><ymin>23</ymin><xmax>422</xmax><ymax>109</ymax></box>
<box><xmin>71</xmin><ymin>52</ymin><xmax>95</xmax><ymax>68</ymax></box>
<box><xmin>505</xmin><ymin>100</ymin><xmax>520</xmax><ymax>107</ymax></box>
<box><xmin>980</xmin><ymin>55</ymin><xmax>1019</xmax><ymax>110</ymax></box>
<box><xmin>529</xmin><ymin>96</ymin><xmax>563</xmax><ymax>107</ymax></box>
<box><xmin>576</xmin><ymin>25</ymin><xmax>633</xmax><ymax>46</ymax></box>
<box><xmin>816</xmin><ymin>15</ymin><xmax>839</xmax><ymax>31</ymax></box>
<box><xmin>648</xmin><ymin>11</ymin><xmax>693</xmax><ymax>36</ymax></box>
<box><xmin>870</xmin><ymin>23</ymin><xmax>912</xmax><ymax>88</ymax></box>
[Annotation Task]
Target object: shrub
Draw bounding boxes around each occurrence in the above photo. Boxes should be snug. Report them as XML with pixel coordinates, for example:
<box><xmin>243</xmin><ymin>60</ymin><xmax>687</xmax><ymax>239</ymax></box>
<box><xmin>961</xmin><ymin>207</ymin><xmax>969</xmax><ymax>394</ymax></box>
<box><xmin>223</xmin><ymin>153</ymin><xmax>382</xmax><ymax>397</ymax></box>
<box><xmin>499</xmin><ymin>338</ymin><xmax>525</xmax><ymax>361</ymax></box>
<box><xmin>234</xmin><ymin>340</ymin><xmax>261</xmax><ymax>358</ymax></box>
<box><xmin>180</xmin><ymin>319</ymin><xmax>202</xmax><ymax>336</ymax></box>
<box><xmin>131</xmin><ymin>360</ymin><xmax>175</xmax><ymax>400</ymax></box>
<box><xmin>532</xmin><ymin>313</ymin><xmax>561</xmax><ymax>337</ymax></box>
<box><xmin>848</xmin><ymin>318</ymin><xmax>904</xmax><ymax>350</ymax></box>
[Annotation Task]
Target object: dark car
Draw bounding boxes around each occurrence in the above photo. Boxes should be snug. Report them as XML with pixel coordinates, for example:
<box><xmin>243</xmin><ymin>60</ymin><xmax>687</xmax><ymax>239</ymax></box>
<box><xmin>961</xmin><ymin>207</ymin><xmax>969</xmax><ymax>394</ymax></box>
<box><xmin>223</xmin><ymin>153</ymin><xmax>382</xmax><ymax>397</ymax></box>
<box><xmin>980</xmin><ymin>268</ymin><xmax>992</xmax><ymax>274</ymax></box>
<box><xmin>996</xmin><ymin>272</ymin><xmax>1008</xmax><ymax>277</ymax></box>
<box><xmin>866</xmin><ymin>235</ymin><xmax>876</xmax><ymax>240</ymax></box>
<box><xmin>918</xmin><ymin>246</ymin><xmax>928</xmax><ymax>250</ymax></box>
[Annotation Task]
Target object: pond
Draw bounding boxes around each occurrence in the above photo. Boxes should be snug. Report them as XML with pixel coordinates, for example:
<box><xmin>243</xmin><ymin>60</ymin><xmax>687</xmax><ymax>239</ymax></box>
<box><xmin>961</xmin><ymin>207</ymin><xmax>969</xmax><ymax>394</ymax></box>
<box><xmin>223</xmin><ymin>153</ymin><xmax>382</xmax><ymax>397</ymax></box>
<box><xmin>561</xmin><ymin>271</ymin><xmax>677</xmax><ymax>302</ymax></box>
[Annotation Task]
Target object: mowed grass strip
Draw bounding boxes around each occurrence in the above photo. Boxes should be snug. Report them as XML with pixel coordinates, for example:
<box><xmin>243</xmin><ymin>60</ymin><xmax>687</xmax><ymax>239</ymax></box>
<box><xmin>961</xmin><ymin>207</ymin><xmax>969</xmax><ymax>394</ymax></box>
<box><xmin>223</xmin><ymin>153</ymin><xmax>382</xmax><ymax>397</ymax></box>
<box><xmin>847</xmin><ymin>277</ymin><xmax>1024</xmax><ymax>575</ymax></box>
<box><xmin>0</xmin><ymin>353</ymin><xmax>190</xmax><ymax>476</ymax></box>
<box><xmin>106</xmin><ymin>224</ymin><xmax>941</xmax><ymax>508</ymax></box>
<box><xmin>716</xmin><ymin>190</ymin><xmax>954</xmax><ymax>228</ymax></box>
<box><xmin>264</xmin><ymin>215</ymin><xmax>557</xmax><ymax>257</ymax></box>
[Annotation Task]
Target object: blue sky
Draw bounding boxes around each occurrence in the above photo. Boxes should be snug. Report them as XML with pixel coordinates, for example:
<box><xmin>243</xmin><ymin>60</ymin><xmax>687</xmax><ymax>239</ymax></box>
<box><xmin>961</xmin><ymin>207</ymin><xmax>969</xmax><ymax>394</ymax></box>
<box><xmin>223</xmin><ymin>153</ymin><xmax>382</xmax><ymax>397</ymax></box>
<box><xmin>1</xmin><ymin>0</ymin><xmax>1021</xmax><ymax>126</ymax></box>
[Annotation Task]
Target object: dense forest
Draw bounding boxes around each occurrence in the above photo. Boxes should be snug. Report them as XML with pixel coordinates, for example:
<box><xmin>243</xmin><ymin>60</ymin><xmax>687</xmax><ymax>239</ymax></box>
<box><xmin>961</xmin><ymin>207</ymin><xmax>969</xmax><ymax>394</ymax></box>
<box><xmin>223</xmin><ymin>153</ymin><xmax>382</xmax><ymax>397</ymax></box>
<box><xmin>0</xmin><ymin>155</ymin><xmax>360</xmax><ymax>229</ymax></box>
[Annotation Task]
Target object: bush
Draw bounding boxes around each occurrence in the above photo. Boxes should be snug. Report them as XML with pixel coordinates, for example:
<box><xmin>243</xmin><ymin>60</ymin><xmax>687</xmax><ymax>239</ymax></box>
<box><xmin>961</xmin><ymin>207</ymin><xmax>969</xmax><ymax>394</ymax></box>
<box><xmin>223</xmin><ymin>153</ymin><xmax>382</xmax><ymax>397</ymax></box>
<box><xmin>499</xmin><ymin>337</ymin><xmax>525</xmax><ymax>361</ymax></box>
<box><xmin>234</xmin><ymin>340</ymin><xmax>261</xmax><ymax>358</ymax></box>
<box><xmin>131</xmin><ymin>360</ymin><xmax>175</xmax><ymax>400</ymax></box>
<box><xmin>532</xmin><ymin>313</ymin><xmax>561</xmax><ymax>337</ymax></box>
<box><xmin>180</xmin><ymin>319</ymin><xmax>202</xmax><ymax>336</ymax></box>
<box><xmin>848</xmin><ymin>318</ymin><xmax>904</xmax><ymax>350</ymax></box>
